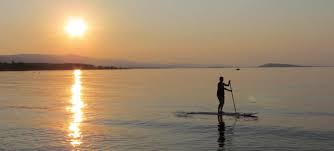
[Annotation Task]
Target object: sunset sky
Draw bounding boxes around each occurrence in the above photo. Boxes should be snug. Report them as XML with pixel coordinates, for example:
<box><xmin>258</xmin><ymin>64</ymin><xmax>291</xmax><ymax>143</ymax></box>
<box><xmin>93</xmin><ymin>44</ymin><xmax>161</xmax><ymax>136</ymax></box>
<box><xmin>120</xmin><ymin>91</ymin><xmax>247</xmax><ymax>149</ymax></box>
<box><xmin>0</xmin><ymin>0</ymin><xmax>333</xmax><ymax>66</ymax></box>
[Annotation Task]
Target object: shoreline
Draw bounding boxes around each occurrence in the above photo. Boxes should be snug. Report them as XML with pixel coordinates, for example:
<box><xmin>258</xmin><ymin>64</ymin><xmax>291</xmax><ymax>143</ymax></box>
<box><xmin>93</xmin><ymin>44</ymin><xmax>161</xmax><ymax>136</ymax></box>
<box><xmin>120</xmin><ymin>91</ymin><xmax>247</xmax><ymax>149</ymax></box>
<box><xmin>1</xmin><ymin>62</ymin><xmax>333</xmax><ymax>72</ymax></box>
<box><xmin>0</xmin><ymin>62</ymin><xmax>126</xmax><ymax>71</ymax></box>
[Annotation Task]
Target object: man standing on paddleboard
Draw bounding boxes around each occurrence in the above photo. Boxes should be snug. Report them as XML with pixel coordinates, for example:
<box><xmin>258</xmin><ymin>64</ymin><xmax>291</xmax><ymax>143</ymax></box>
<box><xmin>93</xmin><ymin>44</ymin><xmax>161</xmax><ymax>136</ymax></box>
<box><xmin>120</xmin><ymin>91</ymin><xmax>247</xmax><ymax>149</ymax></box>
<box><xmin>217</xmin><ymin>76</ymin><xmax>232</xmax><ymax>114</ymax></box>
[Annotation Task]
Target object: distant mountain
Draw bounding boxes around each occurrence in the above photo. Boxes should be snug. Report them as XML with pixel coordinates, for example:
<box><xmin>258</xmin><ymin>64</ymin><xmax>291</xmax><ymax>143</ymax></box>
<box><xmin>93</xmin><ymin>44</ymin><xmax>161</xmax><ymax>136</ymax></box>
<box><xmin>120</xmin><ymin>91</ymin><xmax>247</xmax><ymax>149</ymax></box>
<box><xmin>0</xmin><ymin>54</ymin><xmax>140</xmax><ymax>67</ymax></box>
<box><xmin>258</xmin><ymin>63</ymin><xmax>307</xmax><ymax>67</ymax></box>
<box><xmin>0</xmin><ymin>62</ymin><xmax>119</xmax><ymax>71</ymax></box>
<box><xmin>0</xmin><ymin>54</ymin><xmax>229</xmax><ymax>68</ymax></box>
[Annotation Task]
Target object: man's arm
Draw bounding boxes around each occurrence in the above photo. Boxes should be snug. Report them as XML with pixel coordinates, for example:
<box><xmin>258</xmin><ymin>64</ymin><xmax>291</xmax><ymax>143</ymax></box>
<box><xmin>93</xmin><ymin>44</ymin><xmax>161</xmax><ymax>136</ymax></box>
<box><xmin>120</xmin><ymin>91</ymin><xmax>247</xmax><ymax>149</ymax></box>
<box><xmin>224</xmin><ymin>88</ymin><xmax>232</xmax><ymax>92</ymax></box>
<box><xmin>223</xmin><ymin>80</ymin><xmax>231</xmax><ymax>86</ymax></box>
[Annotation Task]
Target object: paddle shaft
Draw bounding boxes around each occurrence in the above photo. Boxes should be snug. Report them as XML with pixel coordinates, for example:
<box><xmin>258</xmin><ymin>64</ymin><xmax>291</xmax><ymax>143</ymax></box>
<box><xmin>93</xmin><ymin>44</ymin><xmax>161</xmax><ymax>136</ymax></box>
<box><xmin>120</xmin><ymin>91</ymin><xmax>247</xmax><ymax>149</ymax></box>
<box><xmin>230</xmin><ymin>83</ymin><xmax>237</xmax><ymax>113</ymax></box>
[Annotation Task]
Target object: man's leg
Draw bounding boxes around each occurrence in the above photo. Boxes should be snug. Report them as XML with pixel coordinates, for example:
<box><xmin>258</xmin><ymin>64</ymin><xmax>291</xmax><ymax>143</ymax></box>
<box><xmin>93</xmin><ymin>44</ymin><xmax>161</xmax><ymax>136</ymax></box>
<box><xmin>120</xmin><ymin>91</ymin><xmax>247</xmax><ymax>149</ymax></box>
<box><xmin>220</xmin><ymin>97</ymin><xmax>225</xmax><ymax>113</ymax></box>
<box><xmin>219</xmin><ymin>105</ymin><xmax>223</xmax><ymax>113</ymax></box>
<box><xmin>218</xmin><ymin>103</ymin><xmax>222</xmax><ymax>114</ymax></box>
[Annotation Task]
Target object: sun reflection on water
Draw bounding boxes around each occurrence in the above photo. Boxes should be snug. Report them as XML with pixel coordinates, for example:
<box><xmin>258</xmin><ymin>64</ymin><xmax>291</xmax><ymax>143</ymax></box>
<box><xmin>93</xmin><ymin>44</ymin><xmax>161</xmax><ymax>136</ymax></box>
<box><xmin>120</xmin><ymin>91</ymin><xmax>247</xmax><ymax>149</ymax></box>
<box><xmin>68</xmin><ymin>70</ymin><xmax>84</xmax><ymax>147</ymax></box>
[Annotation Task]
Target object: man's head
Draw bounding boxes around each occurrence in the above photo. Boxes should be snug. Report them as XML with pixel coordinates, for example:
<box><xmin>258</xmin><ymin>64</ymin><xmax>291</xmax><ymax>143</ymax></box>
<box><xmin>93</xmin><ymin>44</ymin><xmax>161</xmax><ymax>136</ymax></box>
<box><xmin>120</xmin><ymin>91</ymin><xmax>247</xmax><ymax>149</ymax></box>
<box><xmin>219</xmin><ymin>76</ymin><xmax>224</xmax><ymax>82</ymax></box>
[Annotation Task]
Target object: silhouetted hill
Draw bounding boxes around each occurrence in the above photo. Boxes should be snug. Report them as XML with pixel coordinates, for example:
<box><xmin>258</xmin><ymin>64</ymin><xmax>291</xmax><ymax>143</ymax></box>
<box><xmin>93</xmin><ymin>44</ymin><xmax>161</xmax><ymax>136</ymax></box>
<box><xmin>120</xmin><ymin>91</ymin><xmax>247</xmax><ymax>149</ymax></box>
<box><xmin>0</xmin><ymin>62</ymin><xmax>120</xmax><ymax>71</ymax></box>
<box><xmin>0</xmin><ymin>54</ymin><xmax>229</xmax><ymax>68</ymax></box>
<box><xmin>258</xmin><ymin>63</ymin><xmax>306</xmax><ymax>67</ymax></box>
<box><xmin>0</xmin><ymin>54</ymin><xmax>137</xmax><ymax>67</ymax></box>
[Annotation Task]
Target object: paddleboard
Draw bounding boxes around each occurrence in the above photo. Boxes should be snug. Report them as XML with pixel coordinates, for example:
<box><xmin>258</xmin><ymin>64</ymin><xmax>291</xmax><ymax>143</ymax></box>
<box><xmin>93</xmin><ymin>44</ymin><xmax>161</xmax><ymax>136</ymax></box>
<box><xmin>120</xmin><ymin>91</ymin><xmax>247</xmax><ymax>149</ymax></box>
<box><xmin>176</xmin><ymin>111</ymin><xmax>258</xmax><ymax>118</ymax></box>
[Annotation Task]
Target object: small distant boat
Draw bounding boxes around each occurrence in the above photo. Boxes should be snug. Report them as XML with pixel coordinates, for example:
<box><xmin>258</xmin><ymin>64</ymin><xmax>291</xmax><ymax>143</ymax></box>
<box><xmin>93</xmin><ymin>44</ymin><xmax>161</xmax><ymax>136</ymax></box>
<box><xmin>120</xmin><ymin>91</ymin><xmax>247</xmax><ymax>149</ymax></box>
<box><xmin>236</xmin><ymin>68</ymin><xmax>240</xmax><ymax>70</ymax></box>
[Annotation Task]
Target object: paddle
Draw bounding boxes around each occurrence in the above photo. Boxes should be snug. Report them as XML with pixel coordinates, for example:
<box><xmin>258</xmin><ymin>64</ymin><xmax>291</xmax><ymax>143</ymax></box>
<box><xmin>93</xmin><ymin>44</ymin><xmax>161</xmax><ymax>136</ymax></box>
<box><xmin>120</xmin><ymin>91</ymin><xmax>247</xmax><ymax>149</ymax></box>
<box><xmin>229</xmin><ymin>82</ymin><xmax>237</xmax><ymax>113</ymax></box>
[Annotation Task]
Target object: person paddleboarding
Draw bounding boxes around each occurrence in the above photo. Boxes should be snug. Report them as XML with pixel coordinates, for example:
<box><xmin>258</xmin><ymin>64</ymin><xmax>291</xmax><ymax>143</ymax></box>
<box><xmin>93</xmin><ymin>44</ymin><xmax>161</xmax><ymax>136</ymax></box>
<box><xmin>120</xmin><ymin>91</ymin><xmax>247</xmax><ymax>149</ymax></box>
<box><xmin>217</xmin><ymin>76</ymin><xmax>232</xmax><ymax>114</ymax></box>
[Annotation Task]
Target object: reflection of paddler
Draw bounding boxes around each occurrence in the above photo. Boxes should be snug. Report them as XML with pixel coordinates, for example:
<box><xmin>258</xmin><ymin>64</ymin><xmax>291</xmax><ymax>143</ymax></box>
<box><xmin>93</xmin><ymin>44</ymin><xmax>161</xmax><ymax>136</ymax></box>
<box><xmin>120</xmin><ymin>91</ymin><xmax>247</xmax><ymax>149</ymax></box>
<box><xmin>217</xmin><ymin>115</ymin><xmax>226</xmax><ymax>150</ymax></box>
<box><xmin>217</xmin><ymin>76</ymin><xmax>232</xmax><ymax>114</ymax></box>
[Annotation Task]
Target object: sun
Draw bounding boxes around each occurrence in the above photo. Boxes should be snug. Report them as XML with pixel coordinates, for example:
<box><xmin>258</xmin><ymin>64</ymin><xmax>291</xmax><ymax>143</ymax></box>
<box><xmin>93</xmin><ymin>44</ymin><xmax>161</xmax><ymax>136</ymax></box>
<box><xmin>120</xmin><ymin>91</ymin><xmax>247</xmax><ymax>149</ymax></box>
<box><xmin>65</xmin><ymin>17</ymin><xmax>88</xmax><ymax>38</ymax></box>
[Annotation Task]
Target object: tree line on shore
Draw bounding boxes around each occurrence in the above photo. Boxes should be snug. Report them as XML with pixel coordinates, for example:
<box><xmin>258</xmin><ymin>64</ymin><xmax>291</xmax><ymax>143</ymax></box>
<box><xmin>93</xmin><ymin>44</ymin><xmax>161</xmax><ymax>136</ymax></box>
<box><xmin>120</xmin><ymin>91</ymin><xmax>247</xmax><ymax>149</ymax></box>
<box><xmin>0</xmin><ymin>62</ymin><xmax>122</xmax><ymax>71</ymax></box>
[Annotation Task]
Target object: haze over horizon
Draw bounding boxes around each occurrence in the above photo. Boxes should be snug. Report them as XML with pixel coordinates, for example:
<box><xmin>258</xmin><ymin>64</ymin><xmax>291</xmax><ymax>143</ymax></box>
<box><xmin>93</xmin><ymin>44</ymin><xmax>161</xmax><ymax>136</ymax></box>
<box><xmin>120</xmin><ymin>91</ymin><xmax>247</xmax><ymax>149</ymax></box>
<box><xmin>1</xmin><ymin>0</ymin><xmax>334</xmax><ymax>66</ymax></box>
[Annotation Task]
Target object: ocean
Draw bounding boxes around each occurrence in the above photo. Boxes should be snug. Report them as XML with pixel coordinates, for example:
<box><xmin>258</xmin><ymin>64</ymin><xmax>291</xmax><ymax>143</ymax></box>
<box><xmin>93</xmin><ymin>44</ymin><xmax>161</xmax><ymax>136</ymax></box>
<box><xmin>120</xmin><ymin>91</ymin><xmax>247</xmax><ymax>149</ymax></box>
<box><xmin>0</xmin><ymin>68</ymin><xmax>333</xmax><ymax>150</ymax></box>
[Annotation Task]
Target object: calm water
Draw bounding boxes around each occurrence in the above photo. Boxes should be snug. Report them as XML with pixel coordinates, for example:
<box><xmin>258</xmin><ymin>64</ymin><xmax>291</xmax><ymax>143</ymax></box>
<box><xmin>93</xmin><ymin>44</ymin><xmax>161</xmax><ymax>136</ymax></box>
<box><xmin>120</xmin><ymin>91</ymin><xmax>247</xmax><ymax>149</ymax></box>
<box><xmin>0</xmin><ymin>68</ymin><xmax>334</xmax><ymax>151</ymax></box>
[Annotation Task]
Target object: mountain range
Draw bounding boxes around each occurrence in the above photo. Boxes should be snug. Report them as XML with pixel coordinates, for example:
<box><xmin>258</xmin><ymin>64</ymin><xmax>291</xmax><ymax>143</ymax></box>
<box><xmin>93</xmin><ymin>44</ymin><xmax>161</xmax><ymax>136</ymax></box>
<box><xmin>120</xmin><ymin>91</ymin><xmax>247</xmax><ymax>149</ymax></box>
<box><xmin>258</xmin><ymin>63</ymin><xmax>307</xmax><ymax>67</ymax></box>
<box><xmin>0</xmin><ymin>54</ymin><xmax>229</xmax><ymax>68</ymax></box>
<box><xmin>1</xmin><ymin>54</ymin><xmax>323</xmax><ymax>68</ymax></box>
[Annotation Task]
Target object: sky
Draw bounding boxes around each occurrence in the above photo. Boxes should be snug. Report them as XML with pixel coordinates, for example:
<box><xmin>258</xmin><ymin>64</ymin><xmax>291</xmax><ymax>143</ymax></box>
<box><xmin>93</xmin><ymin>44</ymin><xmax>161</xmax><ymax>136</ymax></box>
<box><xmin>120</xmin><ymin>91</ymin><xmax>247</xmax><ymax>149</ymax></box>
<box><xmin>0</xmin><ymin>0</ymin><xmax>333</xmax><ymax>66</ymax></box>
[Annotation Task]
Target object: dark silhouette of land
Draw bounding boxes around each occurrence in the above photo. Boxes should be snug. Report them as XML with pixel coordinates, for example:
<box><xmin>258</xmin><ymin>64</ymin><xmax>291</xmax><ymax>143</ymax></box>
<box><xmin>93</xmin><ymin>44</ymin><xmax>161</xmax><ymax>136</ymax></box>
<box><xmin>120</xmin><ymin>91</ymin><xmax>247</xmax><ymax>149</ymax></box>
<box><xmin>2</xmin><ymin>54</ymin><xmax>332</xmax><ymax>68</ymax></box>
<box><xmin>0</xmin><ymin>62</ymin><xmax>122</xmax><ymax>71</ymax></box>
<box><xmin>0</xmin><ymin>54</ymin><xmax>230</xmax><ymax>68</ymax></box>
<box><xmin>258</xmin><ymin>63</ymin><xmax>307</xmax><ymax>67</ymax></box>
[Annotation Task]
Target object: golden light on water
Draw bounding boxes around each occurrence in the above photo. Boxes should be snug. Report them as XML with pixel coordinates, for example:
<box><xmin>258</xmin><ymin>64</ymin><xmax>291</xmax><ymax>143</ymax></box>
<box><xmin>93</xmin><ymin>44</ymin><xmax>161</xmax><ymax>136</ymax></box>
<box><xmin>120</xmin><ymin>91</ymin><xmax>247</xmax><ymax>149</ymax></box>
<box><xmin>68</xmin><ymin>70</ymin><xmax>84</xmax><ymax>147</ymax></box>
